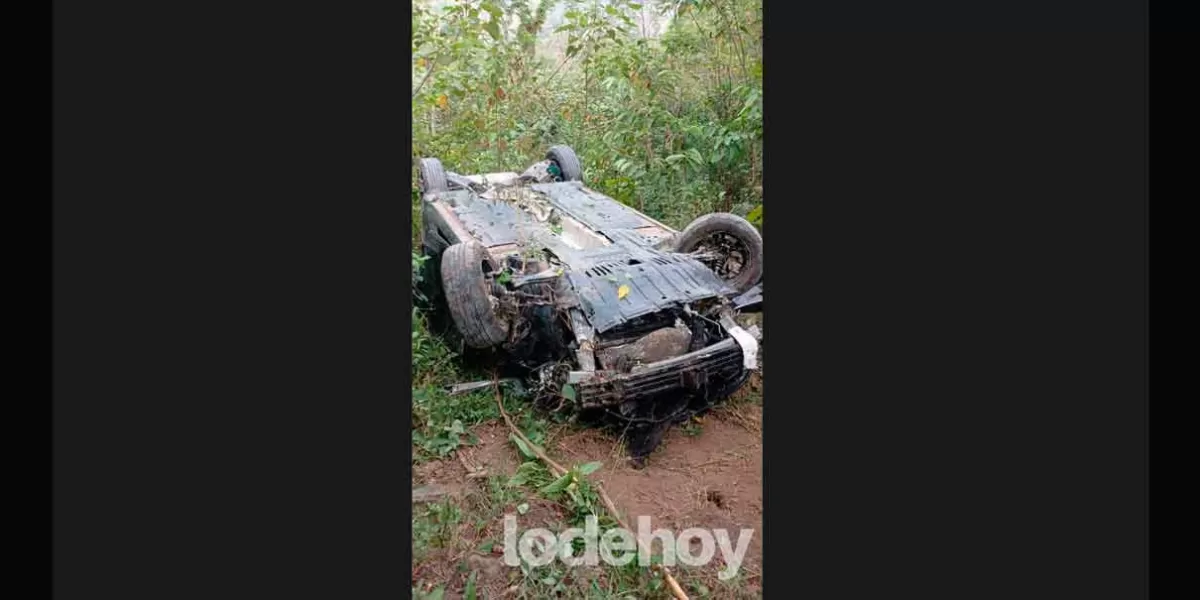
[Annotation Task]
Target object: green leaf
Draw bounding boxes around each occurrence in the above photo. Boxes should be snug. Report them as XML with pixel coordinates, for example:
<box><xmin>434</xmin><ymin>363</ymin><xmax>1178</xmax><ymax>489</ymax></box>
<box><xmin>481</xmin><ymin>1</ymin><xmax>502</xmax><ymax>20</ymax></box>
<box><xmin>507</xmin><ymin>462</ymin><xmax>541</xmax><ymax>487</ymax></box>
<box><xmin>541</xmin><ymin>472</ymin><xmax>573</xmax><ymax>495</ymax></box>
<box><xmin>561</xmin><ymin>383</ymin><xmax>577</xmax><ymax>402</ymax></box>
<box><xmin>577</xmin><ymin>461</ymin><xmax>602</xmax><ymax>475</ymax></box>
<box><xmin>464</xmin><ymin>571</ymin><xmax>478</xmax><ymax>600</ymax></box>
<box><xmin>484</xmin><ymin>20</ymin><xmax>500</xmax><ymax>41</ymax></box>
<box><xmin>747</xmin><ymin>204</ymin><xmax>763</xmax><ymax>225</ymax></box>
<box><xmin>509</xmin><ymin>433</ymin><xmax>536</xmax><ymax>460</ymax></box>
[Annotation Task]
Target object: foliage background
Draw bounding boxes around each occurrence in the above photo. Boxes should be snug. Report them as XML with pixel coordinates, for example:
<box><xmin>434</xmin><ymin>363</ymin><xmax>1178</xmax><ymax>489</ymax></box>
<box><xmin>412</xmin><ymin>0</ymin><xmax>763</xmax><ymax>238</ymax></box>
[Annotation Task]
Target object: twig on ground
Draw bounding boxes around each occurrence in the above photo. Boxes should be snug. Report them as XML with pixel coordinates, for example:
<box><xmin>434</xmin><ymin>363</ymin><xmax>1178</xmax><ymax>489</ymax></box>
<box><xmin>457</xmin><ymin>452</ymin><xmax>488</xmax><ymax>479</ymax></box>
<box><xmin>688</xmin><ymin>450</ymin><xmax>747</xmax><ymax>471</ymax></box>
<box><xmin>495</xmin><ymin>379</ymin><xmax>569</xmax><ymax>476</ymax></box>
<box><xmin>611</xmin><ymin>418</ymin><xmax>633</xmax><ymax>459</ymax></box>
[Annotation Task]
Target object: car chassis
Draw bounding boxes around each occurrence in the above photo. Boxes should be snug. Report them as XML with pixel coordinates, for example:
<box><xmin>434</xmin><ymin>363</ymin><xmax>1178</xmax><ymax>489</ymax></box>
<box><xmin>415</xmin><ymin>146</ymin><xmax>763</xmax><ymax>463</ymax></box>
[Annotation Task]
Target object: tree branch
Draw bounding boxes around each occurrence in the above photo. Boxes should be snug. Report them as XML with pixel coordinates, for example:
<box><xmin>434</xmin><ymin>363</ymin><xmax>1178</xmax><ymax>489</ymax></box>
<box><xmin>411</xmin><ymin>59</ymin><xmax>437</xmax><ymax>101</ymax></box>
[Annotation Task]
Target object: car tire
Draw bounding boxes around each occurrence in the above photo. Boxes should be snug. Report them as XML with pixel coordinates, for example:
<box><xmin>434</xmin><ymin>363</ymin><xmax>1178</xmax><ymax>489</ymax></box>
<box><xmin>546</xmin><ymin>145</ymin><xmax>583</xmax><ymax>182</ymax></box>
<box><xmin>674</xmin><ymin>212</ymin><xmax>763</xmax><ymax>293</ymax></box>
<box><xmin>440</xmin><ymin>241</ymin><xmax>510</xmax><ymax>348</ymax></box>
<box><xmin>417</xmin><ymin>157</ymin><xmax>448</xmax><ymax>193</ymax></box>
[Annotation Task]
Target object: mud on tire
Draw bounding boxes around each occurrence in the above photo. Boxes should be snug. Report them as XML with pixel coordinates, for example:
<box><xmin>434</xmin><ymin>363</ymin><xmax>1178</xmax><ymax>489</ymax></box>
<box><xmin>440</xmin><ymin>241</ymin><xmax>510</xmax><ymax>349</ymax></box>
<box><xmin>546</xmin><ymin>145</ymin><xmax>583</xmax><ymax>182</ymax></box>
<box><xmin>416</xmin><ymin>157</ymin><xmax>448</xmax><ymax>194</ymax></box>
<box><xmin>674</xmin><ymin>212</ymin><xmax>764</xmax><ymax>293</ymax></box>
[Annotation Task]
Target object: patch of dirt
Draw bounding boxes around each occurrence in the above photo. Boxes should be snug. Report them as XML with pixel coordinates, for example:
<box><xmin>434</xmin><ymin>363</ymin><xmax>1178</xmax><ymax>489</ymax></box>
<box><xmin>411</xmin><ymin>547</ymin><xmax>459</xmax><ymax>596</ymax></box>
<box><xmin>550</xmin><ymin>403</ymin><xmax>764</xmax><ymax>591</ymax></box>
<box><xmin>412</xmin><ymin>421</ymin><xmax>520</xmax><ymax>500</ymax></box>
<box><xmin>412</xmin><ymin>449</ymin><xmax>466</xmax><ymax>500</ymax></box>
<box><xmin>413</xmin><ymin>403</ymin><xmax>764</xmax><ymax>597</ymax></box>
<box><xmin>456</xmin><ymin>420</ymin><xmax>520</xmax><ymax>479</ymax></box>
<box><xmin>412</xmin><ymin>421</ymin><xmax>563</xmax><ymax>598</ymax></box>
<box><xmin>732</xmin><ymin>370</ymin><xmax>763</xmax><ymax>403</ymax></box>
<box><xmin>465</xmin><ymin>552</ymin><xmax>510</xmax><ymax>599</ymax></box>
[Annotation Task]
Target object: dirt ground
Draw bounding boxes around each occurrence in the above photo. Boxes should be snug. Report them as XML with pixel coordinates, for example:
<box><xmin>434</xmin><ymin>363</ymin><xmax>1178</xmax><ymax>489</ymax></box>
<box><xmin>412</xmin><ymin>374</ymin><xmax>763</xmax><ymax>599</ymax></box>
<box><xmin>549</xmin><ymin>401</ymin><xmax>763</xmax><ymax>583</ymax></box>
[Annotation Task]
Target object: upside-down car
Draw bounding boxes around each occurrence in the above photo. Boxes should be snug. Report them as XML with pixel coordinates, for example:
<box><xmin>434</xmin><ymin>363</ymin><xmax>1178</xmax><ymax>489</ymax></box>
<box><xmin>415</xmin><ymin>145</ymin><xmax>763</xmax><ymax>462</ymax></box>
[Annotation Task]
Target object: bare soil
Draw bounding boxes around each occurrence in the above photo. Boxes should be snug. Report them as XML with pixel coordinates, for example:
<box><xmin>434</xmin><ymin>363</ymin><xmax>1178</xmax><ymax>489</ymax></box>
<box><xmin>549</xmin><ymin>399</ymin><xmax>764</xmax><ymax>590</ymax></box>
<box><xmin>412</xmin><ymin>380</ymin><xmax>763</xmax><ymax>598</ymax></box>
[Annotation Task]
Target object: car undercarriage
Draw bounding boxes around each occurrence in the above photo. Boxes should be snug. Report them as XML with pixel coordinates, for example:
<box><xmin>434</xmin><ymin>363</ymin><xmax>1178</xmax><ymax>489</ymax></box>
<box><xmin>415</xmin><ymin>146</ymin><xmax>762</xmax><ymax>464</ymax></box>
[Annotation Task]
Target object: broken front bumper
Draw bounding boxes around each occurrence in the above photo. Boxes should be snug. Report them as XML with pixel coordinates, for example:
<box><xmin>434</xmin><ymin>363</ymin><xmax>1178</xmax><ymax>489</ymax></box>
<box><xmin>567</xmin><ymin>320</ymin><xmax>761</xmax><ymax>409</ymax></box>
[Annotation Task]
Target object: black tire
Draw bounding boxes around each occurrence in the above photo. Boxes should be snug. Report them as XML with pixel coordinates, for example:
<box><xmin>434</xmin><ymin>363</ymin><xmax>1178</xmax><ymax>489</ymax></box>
<box><xmin>546</xmin><ymin>145</ymin><xmax>583</xmax><ymax>182</ymax></box>
<box><xmin>440</xmin><ymin>242</ymin><xmax>510</xmax><ymax>348</ymax></box>
<box><xmin>674</xmin><ymin>212</ymin><xmax>764</xmax><ymax>293</ymax></box>
<box><xmin>417</xmin><ymin>157</ymin><xmax>448</xmax><ymax>193</ymax></box>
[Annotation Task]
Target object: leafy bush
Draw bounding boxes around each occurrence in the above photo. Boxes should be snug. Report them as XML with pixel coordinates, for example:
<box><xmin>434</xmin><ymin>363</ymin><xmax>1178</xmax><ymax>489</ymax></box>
<box><xmin>412</xmin><ymin>0</ymin><xmax>763</xmax><ymax>231</ymax></box>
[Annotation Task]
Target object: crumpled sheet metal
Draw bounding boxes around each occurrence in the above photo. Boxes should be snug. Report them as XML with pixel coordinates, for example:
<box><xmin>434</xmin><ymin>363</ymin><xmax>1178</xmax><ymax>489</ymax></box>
<box><xmin>595</xmin><ymin>321</ymin><xmax>693</xmax><ymax>370</ymax></box>
<box><xmin>719</xmin><ymin>310</ymin><xmax>760</xmax><ymax>370</ymax></box>
<box><xmin>566</xmin><ymin>252</ymin><xmax>734</xmax><ymax>334</ymax></box>
<box><xmin>438</xmin><ymin>189</ymin><xmax>530</xmax><ymax>247</ymax></box>
<box><xmin>530</xmin><ymin>181</ymin><xmax>649</xmax><ymax>231</ymax></box>
<box><xmin>518</xmin><ymin>160</ymin><xmax>558</xmax><ymax>184</ymax></box>
<box><xmin>731</xmin><ymin>282</ymin><xmax>763</xmax><ymax>311</ymax></box>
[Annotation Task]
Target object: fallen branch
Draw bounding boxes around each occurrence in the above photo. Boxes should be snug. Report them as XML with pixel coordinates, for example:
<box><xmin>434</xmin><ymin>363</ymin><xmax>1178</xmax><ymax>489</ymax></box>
<box><xmin>447</xmin><ymin>377</ymin><xmax>520</xmax><ymax>396</ymax></box>
<box><xmin>493</xmin><ymin>377</ymin><xmax>689</xmax><ymax>600</ymax></box>
<box><xmin>593</xmin><ymin>487</ymin><xmax>690</xmax><ymax>600</ymax></box>
<box><xmin>411</xmin><ymin>59</ymin><xmax>437</xmax><ymax>100</ymax></box>
<box><xmin>494</xmin><ymin>378</ymin><xmax>568</xmax><ymax>476</ymax></box>
<box><xmin>653</xmin><ymin>451</ymin><xmax>748</xmax><ymax>475</ymax></box>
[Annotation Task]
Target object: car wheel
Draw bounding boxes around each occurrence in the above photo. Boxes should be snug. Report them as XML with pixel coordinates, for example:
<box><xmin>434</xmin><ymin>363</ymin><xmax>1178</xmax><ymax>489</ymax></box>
<box><xmin>416</xmin><ymin>157</ymin><xmax>448</xmax><ymax>193</ymax></box>
<box><xmin>546</xmin><ymin>145</ymin><xmax>583</xmax><ymax>182</ymax></box>
<box><xmin>674</xmin><ymin>212</ymin><xmax>763</xmax><ymax>293</ymax></box>
<box><xmin>440</xmin><ymin>241</ymin><xmax>510</xmax><ymax>348</ymax></box>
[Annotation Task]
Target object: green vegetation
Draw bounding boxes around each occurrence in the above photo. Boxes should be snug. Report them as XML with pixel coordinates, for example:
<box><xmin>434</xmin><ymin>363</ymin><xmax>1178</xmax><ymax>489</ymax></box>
<box><xmin>412</xmin><ymin>0</ymin><xmax>762</xmax><ymax>230</ymax></box>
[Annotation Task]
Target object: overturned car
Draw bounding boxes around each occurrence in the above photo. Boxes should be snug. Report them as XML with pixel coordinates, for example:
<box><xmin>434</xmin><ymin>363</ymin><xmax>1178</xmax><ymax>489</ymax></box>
<box><xmin>415</xmin><ymin>145</ymin><xmax>763</xmax><ymax>463</ymax></box>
